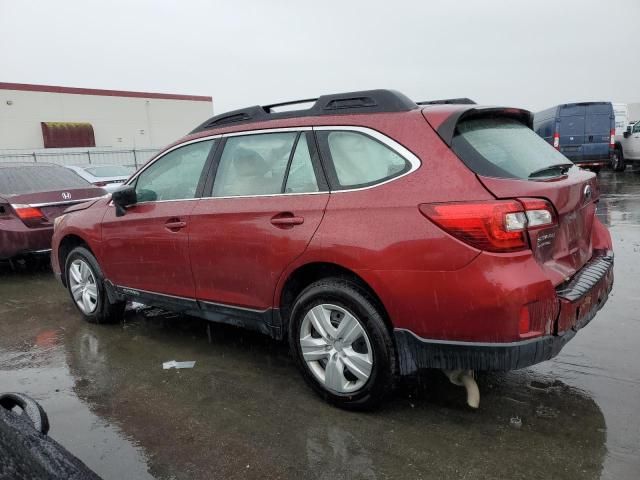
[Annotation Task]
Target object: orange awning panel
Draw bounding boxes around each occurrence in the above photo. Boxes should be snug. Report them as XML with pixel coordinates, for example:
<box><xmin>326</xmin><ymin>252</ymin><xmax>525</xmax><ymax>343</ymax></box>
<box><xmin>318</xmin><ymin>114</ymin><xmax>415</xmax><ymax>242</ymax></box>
<box><xmin>41</xmin><ymin>122</ymin><xmax>96</xmax><ymax>148</ymax></box>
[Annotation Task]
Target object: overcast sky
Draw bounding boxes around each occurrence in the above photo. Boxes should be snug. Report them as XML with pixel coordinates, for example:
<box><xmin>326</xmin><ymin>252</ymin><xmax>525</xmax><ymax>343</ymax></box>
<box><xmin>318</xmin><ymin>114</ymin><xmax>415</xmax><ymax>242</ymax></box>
<box><xmin>1</xmin><ymin>0</ymin><xmax>638</xmax><ymax>114</ymax></box>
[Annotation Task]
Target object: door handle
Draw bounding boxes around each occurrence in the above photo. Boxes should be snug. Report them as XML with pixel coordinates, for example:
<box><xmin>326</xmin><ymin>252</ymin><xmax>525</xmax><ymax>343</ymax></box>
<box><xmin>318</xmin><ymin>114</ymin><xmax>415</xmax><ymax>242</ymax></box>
<box><xmin>270</xmin><ymin>213</ymin><xmax>304</xmax><ymax>227</ymax></box>
<box><xmin>165</xmin><ymin>219</ymin><xmax>187</xmax><ymax>231</ymax></box>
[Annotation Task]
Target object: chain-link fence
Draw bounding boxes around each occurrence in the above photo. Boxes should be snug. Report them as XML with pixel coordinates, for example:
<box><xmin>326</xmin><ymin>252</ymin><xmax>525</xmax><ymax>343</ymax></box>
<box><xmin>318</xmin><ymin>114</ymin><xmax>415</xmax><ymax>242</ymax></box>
<box><xmin>0</xmin><ymin>148</ymin><xmax>160</xmax><ymax>169</ymax></box>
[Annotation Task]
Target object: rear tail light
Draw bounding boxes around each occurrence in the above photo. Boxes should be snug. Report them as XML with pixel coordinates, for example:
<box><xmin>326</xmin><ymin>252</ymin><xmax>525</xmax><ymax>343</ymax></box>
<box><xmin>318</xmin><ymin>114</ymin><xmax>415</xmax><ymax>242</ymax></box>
<box><xmin>419</xmin><ymin>199</ymin><xmax>556</xmax><ymax>253</ymax></box>
<box><xmin>553</xmin><ymin>132</ymin><xmax>560</xmax><ymax>149</ymax></box>
<box><xmin>10</xmin><ymin>203</ymin><xmax>47</xmax><ymax>228</ymax></box>
<box><xmin>519</xmin><ymin>198</ymin><xmax>556</xmax><ymax>228</ymax></box>
<box><xmin>12</xmin><ymin>204</ymin><xmax>45</xmax><ymax>220</ymax></box>
<box><xmin>610</xmin><ymin>128</ymin><xmax>615</xmax><ymax>149</ymax></box>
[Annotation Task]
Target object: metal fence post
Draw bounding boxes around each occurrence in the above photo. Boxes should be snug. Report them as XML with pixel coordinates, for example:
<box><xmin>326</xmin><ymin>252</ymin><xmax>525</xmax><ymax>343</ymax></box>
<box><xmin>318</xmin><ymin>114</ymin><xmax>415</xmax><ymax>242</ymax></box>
<box><xmin>133</xmin><ymin>149</ymin><xmax>138</xmax><ymax>168</ymax></box>
<box><xmin>87</xmin><ymin>150</ymin><xmax>91</xmax><ymax>164</ymax></box>
<box><xmin>32</xmin><ymin>152</ymin><xmax>37</xmax><ymax>163</ymax></box>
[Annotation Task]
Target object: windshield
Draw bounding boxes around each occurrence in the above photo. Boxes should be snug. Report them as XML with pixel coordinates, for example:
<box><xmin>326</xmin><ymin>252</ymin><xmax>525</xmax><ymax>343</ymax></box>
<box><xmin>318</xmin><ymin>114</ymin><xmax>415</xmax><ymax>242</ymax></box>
<box><xmin>84</xmin><ymin>165</ymin><xmax>134</xmax><ymax>177</ymax></box>
<box><xmin>451</xmin><ymin>117</ymin><xmax>573</xmax><ymax>179</ymax></box>
<box><xmin>0</xmin><ymin>165</ymin><xmax>91</xmax><ymax>195</ymax></box>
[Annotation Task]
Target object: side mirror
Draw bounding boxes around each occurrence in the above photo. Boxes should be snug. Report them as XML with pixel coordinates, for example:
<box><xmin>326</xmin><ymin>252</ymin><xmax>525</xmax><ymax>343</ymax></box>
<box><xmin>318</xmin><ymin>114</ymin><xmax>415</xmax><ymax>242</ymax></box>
<box><xmin>111</xmin><ymin>185</ymin><xmax>137</xmax><ymax>217</ymax></box>
<box><xmin>623</xmin><ymin>127</ymin><xmax>631</xmax><ymax>138</ymax></box>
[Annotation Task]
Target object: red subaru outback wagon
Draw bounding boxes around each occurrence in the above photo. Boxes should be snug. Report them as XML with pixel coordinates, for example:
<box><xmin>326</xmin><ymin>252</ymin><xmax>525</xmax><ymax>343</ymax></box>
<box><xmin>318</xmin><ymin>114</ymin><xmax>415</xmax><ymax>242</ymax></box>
<box><xmin>51</xmin><ymin>90</ymin><xmax>613</xmax><ymax>409</ymax></box>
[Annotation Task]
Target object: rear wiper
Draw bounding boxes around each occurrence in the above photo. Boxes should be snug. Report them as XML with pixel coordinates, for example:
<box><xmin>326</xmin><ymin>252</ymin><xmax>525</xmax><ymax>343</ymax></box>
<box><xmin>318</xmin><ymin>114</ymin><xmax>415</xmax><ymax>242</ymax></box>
<box><xmin>528</xmin><ymin>163</ymin><xmax>573</xmax><ymax>179</ymax></box>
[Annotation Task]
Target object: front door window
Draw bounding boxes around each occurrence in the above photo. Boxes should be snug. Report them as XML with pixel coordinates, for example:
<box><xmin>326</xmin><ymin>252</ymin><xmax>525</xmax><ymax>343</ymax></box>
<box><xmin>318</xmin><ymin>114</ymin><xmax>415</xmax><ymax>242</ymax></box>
<box><xmin>135</xmin><ymin>140</ymin><xmax>215</xmax><ymax>202</ymax></box>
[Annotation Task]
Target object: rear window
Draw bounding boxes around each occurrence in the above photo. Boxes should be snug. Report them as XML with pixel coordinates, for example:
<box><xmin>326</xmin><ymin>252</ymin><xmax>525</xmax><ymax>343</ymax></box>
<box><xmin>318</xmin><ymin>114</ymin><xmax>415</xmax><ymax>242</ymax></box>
<box><xmin>84</xmin><ymin>165</ymin><xmax>134</xmax><ymax>177</ymax></box>
<box><xmin>0</xmin><ymin>165</ymin><xmax>90</xmax><ymax>195</ymax></box>
<box><xmin>451</xmin><ymin>117</ymin><xmax>572</xmax><ymax>179</ymax></box>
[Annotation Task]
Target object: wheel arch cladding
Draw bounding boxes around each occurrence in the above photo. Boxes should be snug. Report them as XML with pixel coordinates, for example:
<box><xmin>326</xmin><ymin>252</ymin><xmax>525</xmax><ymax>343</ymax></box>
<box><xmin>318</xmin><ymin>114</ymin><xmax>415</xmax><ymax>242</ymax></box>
<box><xmin>278</xmin><ymin>262</ymin><xmax>394</xmax><ymax>336</ymax></box>
<box><xmin>58</xmin><ymin>234</ymin><xmax>92</xmax><ymax>286</ymax></box>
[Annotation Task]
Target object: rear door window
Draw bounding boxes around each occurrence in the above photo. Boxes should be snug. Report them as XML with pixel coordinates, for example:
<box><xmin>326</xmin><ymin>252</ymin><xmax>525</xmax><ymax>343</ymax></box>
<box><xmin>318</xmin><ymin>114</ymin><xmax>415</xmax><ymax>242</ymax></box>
<box><xmin>451</xmin><ymin>117</ymin><xmax>572</xmax><ymax>179</ymax></box>
<box><xmin>212</xmin><ymin>132</ymin><xmax>297</xmax><ymax>197</ymax></box>
<box><xmin>0</xmin><ymin>165</ymin><xmax>90</xmax><ymax>195</ymax></box>
<box><xmin>284</xmin><ymin>134</ymin><xmax>319</xmax><ymax>193</ymax></box>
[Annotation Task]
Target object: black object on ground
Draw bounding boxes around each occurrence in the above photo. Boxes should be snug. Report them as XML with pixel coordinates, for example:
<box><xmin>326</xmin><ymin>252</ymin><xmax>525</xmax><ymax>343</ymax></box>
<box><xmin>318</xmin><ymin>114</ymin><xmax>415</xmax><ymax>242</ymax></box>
<box><xmin>0</xmin><ymin>392</ymin><xmax>101</xmax><ymax>480</ymax></box>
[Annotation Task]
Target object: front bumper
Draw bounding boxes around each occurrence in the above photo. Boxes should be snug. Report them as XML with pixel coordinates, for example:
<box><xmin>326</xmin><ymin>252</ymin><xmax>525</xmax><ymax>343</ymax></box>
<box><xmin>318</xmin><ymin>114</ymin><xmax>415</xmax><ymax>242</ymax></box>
<box><xmin>394</xmin><ymin>253</ymin><xmax>614</xmax><ymax>373</ymax></box>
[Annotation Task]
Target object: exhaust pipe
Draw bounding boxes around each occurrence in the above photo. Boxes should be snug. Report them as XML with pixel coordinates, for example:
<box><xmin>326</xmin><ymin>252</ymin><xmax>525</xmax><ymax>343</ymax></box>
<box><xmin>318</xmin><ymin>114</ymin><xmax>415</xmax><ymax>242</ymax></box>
<box><xmin>444</xmin><ymin>369</ymin><xmax>480</xmax><ymax>409</ymax></box>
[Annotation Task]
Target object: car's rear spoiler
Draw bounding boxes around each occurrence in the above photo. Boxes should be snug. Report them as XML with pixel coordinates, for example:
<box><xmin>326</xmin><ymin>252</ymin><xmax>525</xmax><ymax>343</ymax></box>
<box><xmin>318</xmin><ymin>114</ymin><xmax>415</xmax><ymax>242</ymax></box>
<box><xmin>417</xmin><ymin>98</ymin><xmax>476</xmax><ymax>105</ymax></box>
<box><xmin>423</xmin><ymin>106</ymin><xmax>534</xmax><ymax>147</ymax></box>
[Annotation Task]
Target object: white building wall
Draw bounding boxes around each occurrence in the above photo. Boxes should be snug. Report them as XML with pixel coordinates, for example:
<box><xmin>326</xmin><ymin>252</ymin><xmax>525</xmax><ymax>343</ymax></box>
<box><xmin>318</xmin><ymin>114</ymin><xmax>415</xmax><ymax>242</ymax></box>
<box><xmin>0</xmin><ymin>88</ymin><xmax>213</xmax><ymax>150</ymax></box>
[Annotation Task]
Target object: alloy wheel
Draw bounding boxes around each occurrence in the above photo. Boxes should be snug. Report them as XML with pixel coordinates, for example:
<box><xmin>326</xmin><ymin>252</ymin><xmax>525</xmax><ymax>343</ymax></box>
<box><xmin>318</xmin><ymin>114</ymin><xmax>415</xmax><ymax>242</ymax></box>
<box><xmin>68</xmin><ymin>259</ymin><xmax>98</xmax><ymax>314</ymax></box>
<box><xmin>299</xmin><ymin>304</ymin><xmax>373</xmax><ymax>394</ymax></box>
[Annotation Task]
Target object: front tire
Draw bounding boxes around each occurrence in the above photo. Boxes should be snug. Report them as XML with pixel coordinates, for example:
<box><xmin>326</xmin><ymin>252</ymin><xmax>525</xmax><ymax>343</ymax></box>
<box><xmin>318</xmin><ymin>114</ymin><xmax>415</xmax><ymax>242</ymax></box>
<box><xmin>65</xmin><ymin>246</ymin><xmax>125</xmax><ymax>324</ymax></box>
<box><xmin>288</xmin><ymin>278</ymin><xmax>395</xmax><ymax>410</ymax></box>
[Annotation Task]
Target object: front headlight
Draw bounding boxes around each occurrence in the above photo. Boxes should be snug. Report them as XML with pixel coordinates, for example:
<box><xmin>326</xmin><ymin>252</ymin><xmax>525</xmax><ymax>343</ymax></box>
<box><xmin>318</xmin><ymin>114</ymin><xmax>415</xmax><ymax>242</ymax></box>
<box><xmin>53</xmin><ymin>213</ymin><xmax>67</xmax><ymax>232</ymax></box>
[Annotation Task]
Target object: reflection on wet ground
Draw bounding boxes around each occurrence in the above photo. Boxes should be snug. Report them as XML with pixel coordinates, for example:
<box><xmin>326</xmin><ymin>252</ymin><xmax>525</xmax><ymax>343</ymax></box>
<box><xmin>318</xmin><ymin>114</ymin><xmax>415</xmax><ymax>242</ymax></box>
<box><xmin>1</xmin><ymin>170</ymin><xmax>639</xmax><ymax>479</ymax></box>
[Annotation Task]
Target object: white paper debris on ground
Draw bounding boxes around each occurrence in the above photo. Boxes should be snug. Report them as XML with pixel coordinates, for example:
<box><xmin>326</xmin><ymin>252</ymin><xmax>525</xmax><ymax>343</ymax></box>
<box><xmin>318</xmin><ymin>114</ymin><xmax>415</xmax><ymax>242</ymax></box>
<box><xmin>163</xmin><ymin>360</ymin><xmax>196</xmax><ymax>370</ymax></box>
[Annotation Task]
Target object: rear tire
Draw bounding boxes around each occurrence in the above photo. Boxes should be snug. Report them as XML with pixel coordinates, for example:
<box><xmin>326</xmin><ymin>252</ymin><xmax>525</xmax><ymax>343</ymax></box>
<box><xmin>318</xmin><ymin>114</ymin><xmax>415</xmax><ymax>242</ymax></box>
<box><xmin>612</xmin><ymin>148</ymin><xmax>626</xmax><ymax>172</ymax></box>
<box><xmin>288</xmin><ymin>278</ymin><xmax>395</xmax><ymax>410</ymax></box>
<box><xmin>65</xmin><ymin>246</ymin><xmax>125</xmax><ymax>324</ymax></box>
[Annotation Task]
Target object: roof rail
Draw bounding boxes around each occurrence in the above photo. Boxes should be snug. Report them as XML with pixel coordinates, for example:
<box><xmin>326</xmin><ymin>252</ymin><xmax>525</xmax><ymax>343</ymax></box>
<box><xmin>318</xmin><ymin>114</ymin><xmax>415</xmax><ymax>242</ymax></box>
<box><xmin>263</xmin><ymin>98</ymin><xmax>318</xmax><ymax>112</ymax></box>
<box><xmin>418</xmin><ymin>98</ymin><xmax>476</xmax><ymax>105</ymax></box>
<box><xmin>190</xmin><ymin>89</ymin><xmax>418</xmax><ymax>134</ymax></box>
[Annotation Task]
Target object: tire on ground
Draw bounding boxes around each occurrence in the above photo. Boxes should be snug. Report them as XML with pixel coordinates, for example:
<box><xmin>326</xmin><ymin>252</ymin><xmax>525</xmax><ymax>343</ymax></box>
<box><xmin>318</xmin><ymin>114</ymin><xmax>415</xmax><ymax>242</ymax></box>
<box><xmin>612</xmin><ymin>148</ymin><xmax>626</xmax><ymax>172</ymax></box>
<box><xmin>64</xmin><ymin>246</ymin><xmax>125</xmax><ymax>324</ymax></box>
<box><xmin>288</xmin><ymin>277</ymin><xmax>395</xmax><ymax>410</ymax></box>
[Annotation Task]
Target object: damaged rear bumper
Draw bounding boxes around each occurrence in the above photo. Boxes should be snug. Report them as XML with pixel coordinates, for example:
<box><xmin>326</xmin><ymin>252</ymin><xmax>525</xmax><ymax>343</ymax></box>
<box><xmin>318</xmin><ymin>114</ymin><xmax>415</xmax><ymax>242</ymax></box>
<box><xmin>394</xmin><ymin>252</ymin><xmax>614</xmax><ymax>374</ymax></box>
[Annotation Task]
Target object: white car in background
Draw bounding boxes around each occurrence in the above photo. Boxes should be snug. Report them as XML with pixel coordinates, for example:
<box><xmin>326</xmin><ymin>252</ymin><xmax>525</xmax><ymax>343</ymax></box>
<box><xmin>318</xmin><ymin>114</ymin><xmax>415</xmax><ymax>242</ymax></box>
<box><xmin>65</xmin><ymin>165</ymin><xmax>135</xmax><ymax>192</ymax></box>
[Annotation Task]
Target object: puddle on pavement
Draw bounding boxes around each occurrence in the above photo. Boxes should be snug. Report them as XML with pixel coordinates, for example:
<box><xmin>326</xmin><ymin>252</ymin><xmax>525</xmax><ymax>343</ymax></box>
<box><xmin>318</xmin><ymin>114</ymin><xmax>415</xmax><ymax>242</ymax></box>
<box><xmin>0</xmin><ymin>284</ymin><xmax>154</xmax><ymax>480</ymax></box>
<box><xmin>0</xmin><ymin>170</ymin><xmax>639</xmax><ymax>479</ymax></box>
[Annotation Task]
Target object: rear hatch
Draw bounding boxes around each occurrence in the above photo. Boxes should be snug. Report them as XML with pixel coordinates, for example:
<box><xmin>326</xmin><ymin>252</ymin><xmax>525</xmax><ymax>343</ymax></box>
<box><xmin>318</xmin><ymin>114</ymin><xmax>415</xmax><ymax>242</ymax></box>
<box><xmin>423</xmin><ymin>107</ymin><xmax>599</xmax><ymax>285</ymax></box>
<box><xmin>0</xmin><ymin>164</ymin><xmax>105</xmax><ymax>227</ymax></box>
<box><xmin>478</xmin><ymin>172</ymin><xmax>597</xmax><ymax>285</ymax></box>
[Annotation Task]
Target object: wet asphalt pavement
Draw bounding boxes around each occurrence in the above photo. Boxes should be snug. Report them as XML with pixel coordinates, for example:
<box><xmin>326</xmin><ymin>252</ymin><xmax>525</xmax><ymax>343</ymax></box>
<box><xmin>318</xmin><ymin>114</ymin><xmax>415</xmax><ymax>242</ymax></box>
<box><xmin>1</xmin><ymin>170</ymin><xmax>639</xmax><ymax>480</ymax></box>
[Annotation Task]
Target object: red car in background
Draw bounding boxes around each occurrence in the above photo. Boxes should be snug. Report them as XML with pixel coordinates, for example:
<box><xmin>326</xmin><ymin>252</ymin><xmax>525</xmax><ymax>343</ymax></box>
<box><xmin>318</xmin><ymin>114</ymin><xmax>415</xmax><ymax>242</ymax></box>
<box><xmin>0</xmin><ymin>163</ymin><xmax>106</xmax><ymax>261</ymax></box>
<box><xmin>51</xmin><ymin>90</ymin><xmax>614</xmax><ymax>409</ymax></box>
